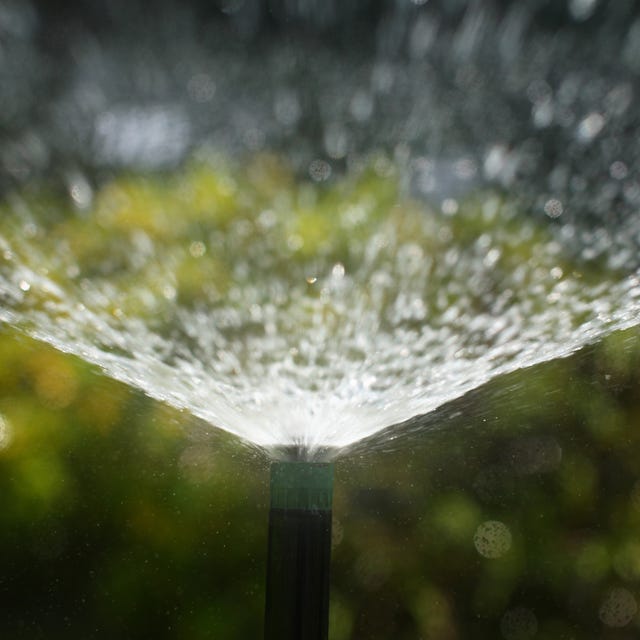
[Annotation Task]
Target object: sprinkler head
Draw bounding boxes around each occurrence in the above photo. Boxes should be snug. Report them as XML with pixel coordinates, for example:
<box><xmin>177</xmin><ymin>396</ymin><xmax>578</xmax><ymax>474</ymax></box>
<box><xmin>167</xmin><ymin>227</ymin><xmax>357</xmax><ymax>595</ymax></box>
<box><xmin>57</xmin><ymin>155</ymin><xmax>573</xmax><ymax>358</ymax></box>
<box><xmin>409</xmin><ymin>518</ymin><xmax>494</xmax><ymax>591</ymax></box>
<box><xmin>271</xmin><ymin>444</ymin><xmax>340</xmax><ymax>463</ymax></box>
<box><xmin>265</xmin><ymin>460</ymin><xmax>334</xmax><ymax>639</ymax></box>
<box><xmin>270</xmin><ymin>460</ymin><xmax>334</xmax><ymax>512</ymax></box>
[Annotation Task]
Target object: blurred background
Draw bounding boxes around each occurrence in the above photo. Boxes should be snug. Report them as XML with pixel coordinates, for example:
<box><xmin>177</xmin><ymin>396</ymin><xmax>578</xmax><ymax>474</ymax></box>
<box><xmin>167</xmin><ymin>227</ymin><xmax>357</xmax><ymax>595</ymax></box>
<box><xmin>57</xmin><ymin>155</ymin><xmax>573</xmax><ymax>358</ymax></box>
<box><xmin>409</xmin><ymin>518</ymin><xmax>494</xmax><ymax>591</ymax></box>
<box><xmin>1</xmin><ymin>0</ymin><xmax>640</xmax><ymax>638</ymax></box>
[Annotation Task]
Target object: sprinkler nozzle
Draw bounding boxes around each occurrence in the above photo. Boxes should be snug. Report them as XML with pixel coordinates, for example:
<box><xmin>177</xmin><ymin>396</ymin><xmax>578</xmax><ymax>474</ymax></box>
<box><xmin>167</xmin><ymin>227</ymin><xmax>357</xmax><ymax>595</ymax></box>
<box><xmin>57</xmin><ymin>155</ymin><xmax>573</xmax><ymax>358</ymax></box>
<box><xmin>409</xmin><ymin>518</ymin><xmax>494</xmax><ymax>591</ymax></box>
<box><xmin>270</xmin><ymin>460</ymin><xmax>333</xmax><ymax>511</ymax></box>
<box><xmin>264</xmin><ymin>461</ymin><xmax>334</xmax><ymax>640</ymax></box>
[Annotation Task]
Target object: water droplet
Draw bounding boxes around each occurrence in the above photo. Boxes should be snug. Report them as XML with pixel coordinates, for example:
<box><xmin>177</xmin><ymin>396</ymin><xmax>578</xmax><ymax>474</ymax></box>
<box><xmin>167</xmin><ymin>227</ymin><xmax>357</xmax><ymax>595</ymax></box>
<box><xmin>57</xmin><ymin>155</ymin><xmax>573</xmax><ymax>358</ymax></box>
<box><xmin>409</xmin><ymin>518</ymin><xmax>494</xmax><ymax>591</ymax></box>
<box><xmin>258</xmin><ymin>209</ymin><xmax>277</xmax><ymax>229</ymax></box>
<box><xmin>349</xmin><ymin>90</ymin><xmax>374</xmax><ymax>123</ymax></box>
<box><xmin>532</xmin><ymin>99</ymin><xmax>553</xmax><ymax>128</ymax></box>
<box><xmin>309</xmin><ymin>159</ymin><xmax>331</xmax><ymax>182</ymax></box>
<box><xmin>474</xmin><ymin>520</ymin><xmax>512</xmax><ymax>558</ymax></box>
<box><xmin>287</xmin><ymin>234</ymin><xmax>303</xmax><ymax>251</ymax></box>
<box><xmin>19</xmin><ymin>280</ymin><xmax>31</xmax><ymax>292</ymax></box>
<box><xmin>324</xmin><ymin>123</ymin><xmax>348</xmax><ymax>160</ymax></box>
<box><xmin>189</xmin><ymin>241</ymin><xmax>206</xmax><ymax>258</ymax></box>
<box><xmin>484</xmin><ymin>248</ymin><xmax>501</xmax><ymax>268</ymax></box>
<box><xmin>69</xmin><ymin>177</ymin><xmax>93</xmax><ymax>208</ymax></box>
<box><xmin>604</xmin><ymin>84</ymin><xmax>633</xmax><ymax>117</ymax></box>
<box><xmin>544</xmin><ymin>198</ymin><xmax>564</xmax><ymax>218</ymax></box>
<box><xmin>484</xmin><ymin>145</ymin><xmax>518</xmax><ymax>185</ymax></box>
<box><xmin>442</xmin><ymin>198</ymin><xmax>459</xmax><ymax>215</ymax></box>
<box><xmin>163</xmin><ymin>285</ymin><xmax>177</xmax><ymax>301</ymax></box>
<box><xmin>576</xmin><ymin>112</ymin><xmax>605</xmax><ymax>142</ymax></box>
<box><xmin>569</xmin><ymin>0</ymin><xmax>598</xmax><ymax>21</ymax></box>
<box><xmin>610</xmin><ymin>161</ymin><xmax>629</xmax><ymax>180</ymax></box>
<box><xmin>454</xmin><ymin>157</ymin><xmax>477</xmax><ymax>180</ymax></box>
<box><xmin>306</xmin><ymin>276</ymin><xmax>318</xmax><ymax>284</ymax></box>
<box><xmin>410</xmin><ymin>15</ymin><xmax>438</xmax><ymax>58</ymax></box>
<box><xmin>331</xmin><ymin>263</ymin><xmax>345</xmax><ymax>279</ymax></box>
<box><xmin>599</xmin><ymin>588</ymin><xmax>637</xmax><ymax>628</ymax></box>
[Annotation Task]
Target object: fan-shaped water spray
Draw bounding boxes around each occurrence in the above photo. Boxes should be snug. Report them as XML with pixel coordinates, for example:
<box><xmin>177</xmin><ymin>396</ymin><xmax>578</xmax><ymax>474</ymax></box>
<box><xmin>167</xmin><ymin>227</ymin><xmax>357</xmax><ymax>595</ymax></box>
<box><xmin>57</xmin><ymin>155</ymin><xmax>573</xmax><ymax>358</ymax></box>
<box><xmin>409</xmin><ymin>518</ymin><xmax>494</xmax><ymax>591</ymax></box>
<box><xmin>1</xmin><ymin>155</ymin><xmax>638</xmax><ymax>456</ymax></box>
<box><xmin>2</xmin><ymin>0</ymin><xmax>640</xmax><ymax>459</ymax></box>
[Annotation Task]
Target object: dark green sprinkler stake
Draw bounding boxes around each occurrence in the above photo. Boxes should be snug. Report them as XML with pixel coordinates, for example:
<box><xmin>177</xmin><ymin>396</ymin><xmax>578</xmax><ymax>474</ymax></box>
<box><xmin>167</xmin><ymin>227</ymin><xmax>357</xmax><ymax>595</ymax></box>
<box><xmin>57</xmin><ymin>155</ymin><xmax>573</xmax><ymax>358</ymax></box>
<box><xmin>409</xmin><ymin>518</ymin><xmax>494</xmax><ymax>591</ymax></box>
<box><xmin>264</xmin><ymin>460</ymin><xmax>334</xmax><ymax>640</ymax></box>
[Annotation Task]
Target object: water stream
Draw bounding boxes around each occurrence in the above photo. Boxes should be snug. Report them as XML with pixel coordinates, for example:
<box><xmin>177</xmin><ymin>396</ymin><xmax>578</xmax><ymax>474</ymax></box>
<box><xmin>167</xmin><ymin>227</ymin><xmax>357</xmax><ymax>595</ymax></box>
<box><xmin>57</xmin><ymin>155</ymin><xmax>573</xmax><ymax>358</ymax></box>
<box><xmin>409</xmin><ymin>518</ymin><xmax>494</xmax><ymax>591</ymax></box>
<box><xmin>1</xmin><ymin>156</ymin><xmax>639</xmax><ymax>455</ymax></box>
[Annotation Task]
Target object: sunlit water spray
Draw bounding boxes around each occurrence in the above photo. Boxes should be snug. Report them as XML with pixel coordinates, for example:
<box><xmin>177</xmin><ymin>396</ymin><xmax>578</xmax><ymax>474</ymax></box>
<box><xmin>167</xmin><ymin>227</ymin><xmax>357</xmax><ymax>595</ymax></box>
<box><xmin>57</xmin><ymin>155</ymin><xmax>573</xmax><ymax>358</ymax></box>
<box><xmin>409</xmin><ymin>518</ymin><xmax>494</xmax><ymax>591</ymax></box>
<box><xmin>2</xmin><ymin>1</ymin><xmax>640</xmax><ymax>458</ymax></box>
<box><xmin>1</xmin><ymin>156</ymin><xmax>639</xmax><ymax>456</ymax></box>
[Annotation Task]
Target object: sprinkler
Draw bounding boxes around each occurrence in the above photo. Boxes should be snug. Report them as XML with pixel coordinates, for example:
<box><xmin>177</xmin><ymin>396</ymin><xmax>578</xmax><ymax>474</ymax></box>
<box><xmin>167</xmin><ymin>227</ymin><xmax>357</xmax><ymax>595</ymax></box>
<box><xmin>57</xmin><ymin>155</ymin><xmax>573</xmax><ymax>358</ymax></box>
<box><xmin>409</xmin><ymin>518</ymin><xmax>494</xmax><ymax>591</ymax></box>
<box><xmin>264</xmin><ymin>456</ymin><xmax>334</xmax><ymax>640</ymax></box>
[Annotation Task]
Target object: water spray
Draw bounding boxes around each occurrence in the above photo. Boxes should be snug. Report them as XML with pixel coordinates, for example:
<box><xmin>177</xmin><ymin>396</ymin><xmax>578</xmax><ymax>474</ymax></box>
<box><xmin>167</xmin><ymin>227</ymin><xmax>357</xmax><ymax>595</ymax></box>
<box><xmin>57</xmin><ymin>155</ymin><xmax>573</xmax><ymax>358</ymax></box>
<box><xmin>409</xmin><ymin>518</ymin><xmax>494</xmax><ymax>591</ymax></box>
<box><xmin>264</xmin><ymin>453</ymin><xmax>334</xmax><ymax>640</ymax></box>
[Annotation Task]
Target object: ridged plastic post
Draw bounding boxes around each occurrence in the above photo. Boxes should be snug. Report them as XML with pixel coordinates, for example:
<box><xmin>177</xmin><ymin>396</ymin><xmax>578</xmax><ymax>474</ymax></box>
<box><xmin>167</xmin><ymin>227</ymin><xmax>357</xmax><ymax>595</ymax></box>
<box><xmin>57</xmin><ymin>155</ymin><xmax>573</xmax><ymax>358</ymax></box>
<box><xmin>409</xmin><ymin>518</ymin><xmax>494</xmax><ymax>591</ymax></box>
<box><xmin>264</xmin><ymin>461</ymin><xmax>334</xmax><ymax>640</ymax></box>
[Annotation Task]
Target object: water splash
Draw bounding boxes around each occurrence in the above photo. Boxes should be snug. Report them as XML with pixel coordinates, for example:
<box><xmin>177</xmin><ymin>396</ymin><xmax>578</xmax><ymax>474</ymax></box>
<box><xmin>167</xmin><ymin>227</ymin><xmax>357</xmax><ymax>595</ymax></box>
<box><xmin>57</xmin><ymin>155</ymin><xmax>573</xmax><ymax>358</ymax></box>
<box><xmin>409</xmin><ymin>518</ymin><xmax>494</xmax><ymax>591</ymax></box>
<box><xmin>1</xmin><ymin>156</ymin><xmax>638</xmax><ymax>455</ymax></box>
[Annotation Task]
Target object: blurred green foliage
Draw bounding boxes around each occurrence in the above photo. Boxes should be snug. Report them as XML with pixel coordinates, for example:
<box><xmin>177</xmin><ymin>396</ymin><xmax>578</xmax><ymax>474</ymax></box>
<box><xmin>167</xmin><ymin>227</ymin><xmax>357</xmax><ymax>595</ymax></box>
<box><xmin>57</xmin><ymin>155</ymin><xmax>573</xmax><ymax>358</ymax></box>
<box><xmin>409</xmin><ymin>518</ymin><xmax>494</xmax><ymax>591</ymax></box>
<box><xmin>0</xmin><ymin>326</ymin><xmax>269</xmax><ymax>639</ymax></box>
<box><xmin>0</xmin><ymin>156</ymin><xmax>639</xmax><ymax>638</ymax></box>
